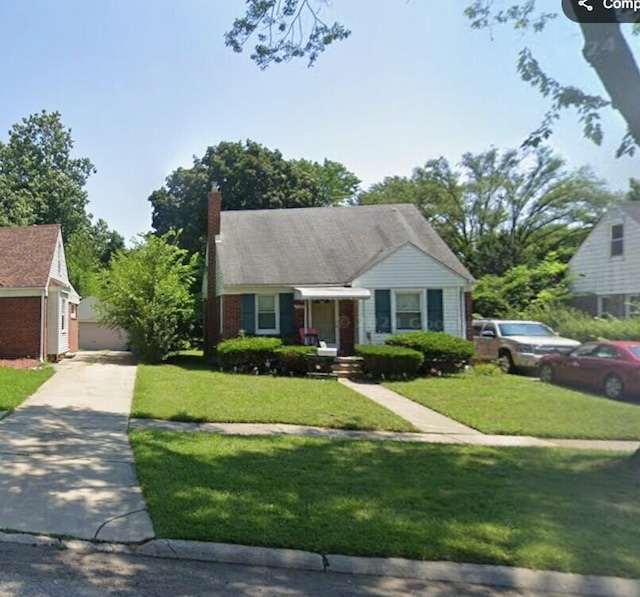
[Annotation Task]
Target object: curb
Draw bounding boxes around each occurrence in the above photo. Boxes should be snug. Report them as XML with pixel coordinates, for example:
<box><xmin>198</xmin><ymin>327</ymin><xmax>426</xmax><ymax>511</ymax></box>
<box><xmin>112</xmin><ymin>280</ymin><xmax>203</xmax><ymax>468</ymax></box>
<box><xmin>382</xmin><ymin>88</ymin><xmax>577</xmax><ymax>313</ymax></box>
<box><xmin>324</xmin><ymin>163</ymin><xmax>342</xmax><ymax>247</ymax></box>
<box><xmin>1</xmin><ymin>532</ymin><xmax>639</xmax><ymax>596</ymax></box>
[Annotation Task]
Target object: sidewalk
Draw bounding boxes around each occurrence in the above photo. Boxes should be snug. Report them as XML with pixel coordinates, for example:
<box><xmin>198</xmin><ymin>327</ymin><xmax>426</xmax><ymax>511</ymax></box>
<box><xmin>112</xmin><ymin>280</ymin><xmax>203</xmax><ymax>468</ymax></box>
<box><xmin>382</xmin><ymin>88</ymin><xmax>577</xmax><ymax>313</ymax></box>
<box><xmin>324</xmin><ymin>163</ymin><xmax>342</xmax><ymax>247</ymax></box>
<box><xmin>129</xmin><ymin>378</ymin><xmax>640</xmax><ymax>453</ymax></box>
<box><xmin>0</xmin><ymin>352</ymin><xmax>154</xmax><ymax>542</ymax></box>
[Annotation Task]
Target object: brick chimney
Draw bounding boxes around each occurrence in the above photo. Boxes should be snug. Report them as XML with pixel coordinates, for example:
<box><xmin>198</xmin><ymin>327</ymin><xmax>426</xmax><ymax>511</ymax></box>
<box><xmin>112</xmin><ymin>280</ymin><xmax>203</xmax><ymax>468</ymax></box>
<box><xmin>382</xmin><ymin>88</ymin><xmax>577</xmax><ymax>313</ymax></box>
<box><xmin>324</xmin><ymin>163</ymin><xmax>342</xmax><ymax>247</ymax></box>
<box><xmin>204</xmin><ymin>184</ymin><xmax>221</xmax><ymax>359</ymax></box>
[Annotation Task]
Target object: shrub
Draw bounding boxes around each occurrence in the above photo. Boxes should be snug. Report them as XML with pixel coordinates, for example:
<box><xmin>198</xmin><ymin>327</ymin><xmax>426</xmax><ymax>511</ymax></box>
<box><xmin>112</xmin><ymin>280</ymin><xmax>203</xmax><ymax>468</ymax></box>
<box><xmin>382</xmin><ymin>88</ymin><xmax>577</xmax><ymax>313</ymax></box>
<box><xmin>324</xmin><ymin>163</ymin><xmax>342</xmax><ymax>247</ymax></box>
<box><xmin>356</xmin><ymin>345</ymin><xmax>424</xmax><ymax>380</ymax></box>
<box><xmin>386</xmin><ymin>331</ymin><xmax>475</xmax><ymax>375</ymax></box>
<box><xmin>217</xmin><ymin>336</ymin><xmax>282</xmax><ymax>373</ymax></box>
<box><xmin>466</xmin><ymin>363</ymin><xmax>504</xmax><ymax>377</ymax></box>
<box><xmin>525</xmin><ymin>304</ymin><xmax>640</xmax><ymax>343</ymax></box>
<box><xmin>273</xmin><ymin>345</ymin><xmax>316</xmax><ymax>376</ymax></box>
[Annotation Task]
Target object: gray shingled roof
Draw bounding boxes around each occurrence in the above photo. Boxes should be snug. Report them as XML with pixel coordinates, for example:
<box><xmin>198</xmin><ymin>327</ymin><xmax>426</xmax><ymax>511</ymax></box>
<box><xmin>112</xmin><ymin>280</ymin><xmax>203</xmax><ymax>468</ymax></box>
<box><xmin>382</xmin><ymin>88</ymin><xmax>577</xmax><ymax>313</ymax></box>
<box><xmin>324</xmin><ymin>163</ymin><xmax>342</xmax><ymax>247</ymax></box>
<box><xmin>0</xmin><ymin>224</ymin><xmax>60</xmax><ymax>288</ymax></box>
<box><xmin>620</xmin><ymin>202</ymin><xmax>640</xmax><ymax>224</ymax></box>
<box><xmin>217</xmin><ymin>204</ymin><xmax>473</xmax><ymax>286</ymax></box>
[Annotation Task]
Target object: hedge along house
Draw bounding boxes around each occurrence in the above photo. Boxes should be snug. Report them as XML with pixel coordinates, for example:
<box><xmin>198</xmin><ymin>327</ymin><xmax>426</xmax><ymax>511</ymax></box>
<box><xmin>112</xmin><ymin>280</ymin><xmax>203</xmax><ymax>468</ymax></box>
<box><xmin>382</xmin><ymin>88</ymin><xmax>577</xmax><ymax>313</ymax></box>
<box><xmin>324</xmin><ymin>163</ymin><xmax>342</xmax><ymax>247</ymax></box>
<box><xmin>0</xmin><ymin>224</ymin><xmax>79</xmax><ymax>361</ymax></box>
<box><xmin>203</xmin><ymin>187</ymin><xmax>475</xmax><ymax>356</ymax></box>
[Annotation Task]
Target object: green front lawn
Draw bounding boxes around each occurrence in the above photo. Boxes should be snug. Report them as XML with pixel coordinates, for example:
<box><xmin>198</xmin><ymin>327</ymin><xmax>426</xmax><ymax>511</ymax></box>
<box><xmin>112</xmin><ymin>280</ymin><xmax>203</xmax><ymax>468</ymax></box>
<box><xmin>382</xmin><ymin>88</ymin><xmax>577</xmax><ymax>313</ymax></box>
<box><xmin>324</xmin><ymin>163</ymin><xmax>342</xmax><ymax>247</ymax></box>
<box><xmin>133</xmin><ymin>361</ymin><xmax>413</xmax><ymax>431</ymax></box>
<box><xmin>0</xmin><ymin>366</ymin><xmax>54</xmax><ymax>411</ymax></box>
<box><xmin>130</xmin><ymin>430</ymin><xmax>640</xmax><ymax>578</ymax></box>
<box><xmin>385</xmin><ymin>375</ymin><xmax>640</xmax><ymax>440</ymax></box>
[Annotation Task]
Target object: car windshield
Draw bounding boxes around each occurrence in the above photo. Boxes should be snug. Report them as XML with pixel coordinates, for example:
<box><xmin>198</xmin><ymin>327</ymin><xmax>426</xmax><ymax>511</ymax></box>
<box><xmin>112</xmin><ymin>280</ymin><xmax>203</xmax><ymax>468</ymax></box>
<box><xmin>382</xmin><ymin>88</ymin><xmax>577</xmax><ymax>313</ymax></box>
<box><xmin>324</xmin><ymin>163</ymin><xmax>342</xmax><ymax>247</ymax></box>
<box><xmin>497</xmin><ymin>323</ymin><xmax>555</xmax><ymax>337</ymax></box>
<box><xmin>629</xmin><ymin>346</ymin><xmax>640</xmax><ymax>359</ymax></box>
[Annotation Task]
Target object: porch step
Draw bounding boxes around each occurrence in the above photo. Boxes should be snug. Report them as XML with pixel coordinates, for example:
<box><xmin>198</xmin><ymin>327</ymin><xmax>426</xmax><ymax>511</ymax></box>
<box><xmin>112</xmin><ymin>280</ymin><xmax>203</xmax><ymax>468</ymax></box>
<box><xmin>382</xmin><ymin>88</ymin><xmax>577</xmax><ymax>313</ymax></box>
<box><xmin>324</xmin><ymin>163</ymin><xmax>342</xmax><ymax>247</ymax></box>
<box><xmin>305</xmin><ymin>372</ymin><xmax>338</xmax><ymax>380</ymax></box>
<box><xmin>332</xmin><ymin>356</ymin><xmax>364</xmax><ymax>379</ymax></box>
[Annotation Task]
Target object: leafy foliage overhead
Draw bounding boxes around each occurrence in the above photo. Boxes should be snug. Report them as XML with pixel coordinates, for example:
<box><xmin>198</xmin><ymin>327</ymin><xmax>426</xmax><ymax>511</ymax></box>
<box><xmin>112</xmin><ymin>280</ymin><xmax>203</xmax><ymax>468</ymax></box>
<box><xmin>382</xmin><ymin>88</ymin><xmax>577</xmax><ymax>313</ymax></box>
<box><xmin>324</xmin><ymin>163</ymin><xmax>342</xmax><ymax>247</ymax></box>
<box><xmin>358</xmin><ymin>146</ymin><xmax>614</xmax><ymax>278</ymax></box>
<box><xmin>226</xmin><ymin>1</ymin><xmax>640</xmax><ymax>156</ymax></box>
<box><xmin>225</xmin><ymin>0</ymin><xmax>351</xmax><ymax>68</ymax></box>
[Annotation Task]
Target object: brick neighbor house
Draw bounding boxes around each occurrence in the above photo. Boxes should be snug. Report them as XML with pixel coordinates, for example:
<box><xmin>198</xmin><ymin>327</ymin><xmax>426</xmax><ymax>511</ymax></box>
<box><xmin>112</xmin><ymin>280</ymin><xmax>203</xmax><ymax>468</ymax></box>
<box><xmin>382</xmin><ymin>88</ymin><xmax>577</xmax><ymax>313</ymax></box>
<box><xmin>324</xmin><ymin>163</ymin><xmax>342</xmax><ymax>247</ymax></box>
<box><xmin>0</xmin><ymin>224</ymin><xmax>79</xmax><ymax>361</ymax></box>
<box><xmin>203</xmin><ymin>187</ymin><xmax>475</xmax><ymax>356</ymax></box>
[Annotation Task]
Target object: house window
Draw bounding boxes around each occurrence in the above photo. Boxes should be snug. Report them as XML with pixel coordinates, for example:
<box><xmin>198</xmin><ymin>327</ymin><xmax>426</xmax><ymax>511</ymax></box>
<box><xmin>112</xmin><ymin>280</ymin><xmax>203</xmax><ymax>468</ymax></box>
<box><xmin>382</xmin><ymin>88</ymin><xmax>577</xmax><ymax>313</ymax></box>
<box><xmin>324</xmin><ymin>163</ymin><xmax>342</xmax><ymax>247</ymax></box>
<box><xmin>70</xmin><ymin>303</ymin><xmax>77</xmax><ymax>319</ymax></box>
<box><xmin>395</xmin><ymin>291</ymin><xmax>422</xmax><ymax>331</ymax></box>
<box><xmin>256</xmin><ymin>294</ymin><xmax>279</xmax><ymax>333</ymax></box>
<box><xmin>61</xmin><ymin>298</ymin><xmax>67</xmax><ymax>332</ymax></box>
<box><xmin>611</xmin><ymin>224</ymin><xmax>624</xmax><ymax>257</ymax></box>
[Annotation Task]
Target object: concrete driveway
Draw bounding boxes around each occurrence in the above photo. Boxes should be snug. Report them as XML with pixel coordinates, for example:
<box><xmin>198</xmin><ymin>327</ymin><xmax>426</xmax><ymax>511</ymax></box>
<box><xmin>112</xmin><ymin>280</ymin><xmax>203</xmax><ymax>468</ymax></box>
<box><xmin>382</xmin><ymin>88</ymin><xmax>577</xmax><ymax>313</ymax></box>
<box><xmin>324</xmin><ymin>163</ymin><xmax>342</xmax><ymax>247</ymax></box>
<box><xmin>0</xmin><ymin>352</ymin><xmax>154</xmax><ymax>542</ymax></box>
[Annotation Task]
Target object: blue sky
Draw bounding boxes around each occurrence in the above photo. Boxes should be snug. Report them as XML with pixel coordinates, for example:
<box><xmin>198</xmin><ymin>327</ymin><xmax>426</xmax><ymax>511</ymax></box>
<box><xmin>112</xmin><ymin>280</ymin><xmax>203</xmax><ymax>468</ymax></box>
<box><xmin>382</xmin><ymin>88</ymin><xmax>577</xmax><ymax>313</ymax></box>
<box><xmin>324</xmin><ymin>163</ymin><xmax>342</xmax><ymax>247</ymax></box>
<box><xmin>0</xmin><ymin>0</ymin><xmax>637</xmax><ymax>242</ymax></box>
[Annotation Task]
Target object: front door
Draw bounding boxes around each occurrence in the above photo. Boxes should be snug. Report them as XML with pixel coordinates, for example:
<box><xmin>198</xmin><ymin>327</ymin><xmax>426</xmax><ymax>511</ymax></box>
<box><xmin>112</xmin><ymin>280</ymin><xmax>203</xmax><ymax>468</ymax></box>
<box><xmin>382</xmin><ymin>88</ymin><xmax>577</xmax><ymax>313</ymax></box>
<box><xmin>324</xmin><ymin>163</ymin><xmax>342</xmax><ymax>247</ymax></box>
<box><xmin>312</xmin><ymin>301</ymin><xmax>336</xmax><ymax>345</ymax></box>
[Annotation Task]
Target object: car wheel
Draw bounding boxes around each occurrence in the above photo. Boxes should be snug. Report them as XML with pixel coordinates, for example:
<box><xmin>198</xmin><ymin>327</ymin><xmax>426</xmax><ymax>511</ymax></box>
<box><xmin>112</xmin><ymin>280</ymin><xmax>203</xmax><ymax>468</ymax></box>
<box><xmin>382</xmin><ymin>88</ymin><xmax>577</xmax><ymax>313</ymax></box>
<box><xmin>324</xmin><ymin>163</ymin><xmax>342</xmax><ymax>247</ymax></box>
<box><xmin>603</xmin><ymin>374</ymin><xmax>625</xmax><ymax>400</ymax></box>
<box><xmin>499</xmin><ymin>350</ymin><xmax>516</xmax><ymax>374</ymax></box>
<box><xmin>539</xmin><ymin>363</ymin><xmax>554</xmax><ymax>383</ymax></box>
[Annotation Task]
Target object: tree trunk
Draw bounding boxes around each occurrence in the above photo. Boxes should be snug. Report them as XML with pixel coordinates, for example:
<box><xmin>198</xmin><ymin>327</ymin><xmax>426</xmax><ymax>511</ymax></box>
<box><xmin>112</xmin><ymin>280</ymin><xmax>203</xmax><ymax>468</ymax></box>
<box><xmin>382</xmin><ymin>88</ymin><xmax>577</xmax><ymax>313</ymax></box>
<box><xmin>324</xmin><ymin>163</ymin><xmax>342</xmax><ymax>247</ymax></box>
<box><xmin>578</xmin><ymin>22</ymin><xmax>640</xmax><ymax>148</ymax></box>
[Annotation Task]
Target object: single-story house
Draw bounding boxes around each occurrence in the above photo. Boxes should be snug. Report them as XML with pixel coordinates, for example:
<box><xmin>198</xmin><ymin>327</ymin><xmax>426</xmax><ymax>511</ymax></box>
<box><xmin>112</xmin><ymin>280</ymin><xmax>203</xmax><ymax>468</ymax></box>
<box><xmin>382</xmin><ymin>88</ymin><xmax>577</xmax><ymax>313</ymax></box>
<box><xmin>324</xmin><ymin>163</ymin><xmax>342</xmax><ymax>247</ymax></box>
<box><xmin>569</xmin><ymin>202</ymin><xmax>640</xmax><ymax>317</ymax></box>
<box><xmin>0</xmin><ymin>224</ymin><xmax>79</xmax><ymax>360</ymax></box>
<box><xmin>203</xmin><ymin>187</ymin><xmax>475</xmax><ymax>355</ymax></box>
<box><xmin>78</xmin><ymin>296</ymin><xmax>129</xmax><ymax>351</ymax></box>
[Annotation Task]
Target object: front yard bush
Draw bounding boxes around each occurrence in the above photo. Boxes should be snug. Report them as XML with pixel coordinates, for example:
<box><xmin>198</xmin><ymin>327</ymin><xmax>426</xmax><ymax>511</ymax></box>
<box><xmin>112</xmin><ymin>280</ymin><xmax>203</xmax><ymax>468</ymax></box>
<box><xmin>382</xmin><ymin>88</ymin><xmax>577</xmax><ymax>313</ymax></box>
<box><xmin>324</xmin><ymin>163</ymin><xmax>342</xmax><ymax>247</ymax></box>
<box><xmin>273</xmin><ymin>345</ymin><xmax>316</xmax><ymax>376</ymax></box>
<box><xmin>386</xmin><ymin>331</ymin><xmax>475</xmax><ymax>375</ymax></box>
<box><xmin>356</xmin><ymin>345</ymin><xmax>423</xmax><ymax>379</ymax></box>
<box><xmin>217</xmin><ymin>336</ymin><xmax>283</xmax><ymax>373</ymax></box>
<box><xmin>527</xmin><ymin>304</ymin><xmax>640</xmax><ymax>342</ymax></box>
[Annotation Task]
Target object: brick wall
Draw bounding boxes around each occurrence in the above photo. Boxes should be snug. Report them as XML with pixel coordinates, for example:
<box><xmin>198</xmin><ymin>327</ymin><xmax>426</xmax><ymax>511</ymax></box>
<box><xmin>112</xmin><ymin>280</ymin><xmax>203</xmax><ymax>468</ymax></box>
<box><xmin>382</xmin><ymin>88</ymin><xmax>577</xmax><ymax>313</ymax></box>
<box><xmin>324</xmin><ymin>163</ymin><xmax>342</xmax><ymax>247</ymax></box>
<box><xmin>464</xmin><ymin>292</ymin><xmax>473</xmax><ymax>341</ymax></box>
<box><xmin>338</xmin><ymin>300</ymin><xmax>356</xmax><ymax>355</ymax></box>
<box><xmin>0</xmin><ymin>296</ymin><xmax>42</xmax><ymax>359</ymax></box>
<box><xmin>221</xmin><ymin>295</ymin><xmax>242</xmax><ymax>341</ymax></box>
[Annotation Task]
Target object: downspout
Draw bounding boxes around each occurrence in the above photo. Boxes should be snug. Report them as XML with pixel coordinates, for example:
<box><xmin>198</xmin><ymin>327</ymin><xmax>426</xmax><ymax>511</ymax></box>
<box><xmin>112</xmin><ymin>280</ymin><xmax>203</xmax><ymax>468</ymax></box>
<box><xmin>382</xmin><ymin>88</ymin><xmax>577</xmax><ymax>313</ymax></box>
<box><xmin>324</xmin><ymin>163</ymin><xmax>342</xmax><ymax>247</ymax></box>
<box><xmin>40</xmin><ymin>288</ymin><xmax>47</xmax><ymax>361</ymax></box>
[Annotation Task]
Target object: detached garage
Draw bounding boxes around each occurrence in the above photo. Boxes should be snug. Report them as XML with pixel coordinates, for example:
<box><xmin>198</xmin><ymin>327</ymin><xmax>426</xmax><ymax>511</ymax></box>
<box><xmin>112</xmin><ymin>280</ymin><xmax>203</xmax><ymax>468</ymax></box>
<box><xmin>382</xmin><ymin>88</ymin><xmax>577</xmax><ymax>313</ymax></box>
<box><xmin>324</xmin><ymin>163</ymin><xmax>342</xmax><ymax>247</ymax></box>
<box><xmin>78</xmin><ymin>297</ymin><xmax>129</xmax><ymax>351</ymax></box>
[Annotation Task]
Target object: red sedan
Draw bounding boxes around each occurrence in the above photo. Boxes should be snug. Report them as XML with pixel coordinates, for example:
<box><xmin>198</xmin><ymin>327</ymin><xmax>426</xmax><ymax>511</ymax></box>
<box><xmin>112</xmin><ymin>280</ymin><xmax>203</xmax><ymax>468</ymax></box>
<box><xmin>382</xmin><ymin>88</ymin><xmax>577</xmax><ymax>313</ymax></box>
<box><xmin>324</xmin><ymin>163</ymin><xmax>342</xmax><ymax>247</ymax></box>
<box><xmin>537</xmin><ymin>341</ymin><xmax>640</xmax><ymax>400</ymax></box>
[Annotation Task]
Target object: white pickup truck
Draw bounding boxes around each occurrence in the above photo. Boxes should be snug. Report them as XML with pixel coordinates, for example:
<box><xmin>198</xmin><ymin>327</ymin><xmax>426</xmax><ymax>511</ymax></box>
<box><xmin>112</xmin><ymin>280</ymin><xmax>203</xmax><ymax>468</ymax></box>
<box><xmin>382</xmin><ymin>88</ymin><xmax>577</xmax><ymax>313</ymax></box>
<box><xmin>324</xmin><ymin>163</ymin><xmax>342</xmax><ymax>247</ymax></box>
<box><xmin>473</xmin><ymin>319</ymin><xmax>580</xmax><ymax>373</ymax></box>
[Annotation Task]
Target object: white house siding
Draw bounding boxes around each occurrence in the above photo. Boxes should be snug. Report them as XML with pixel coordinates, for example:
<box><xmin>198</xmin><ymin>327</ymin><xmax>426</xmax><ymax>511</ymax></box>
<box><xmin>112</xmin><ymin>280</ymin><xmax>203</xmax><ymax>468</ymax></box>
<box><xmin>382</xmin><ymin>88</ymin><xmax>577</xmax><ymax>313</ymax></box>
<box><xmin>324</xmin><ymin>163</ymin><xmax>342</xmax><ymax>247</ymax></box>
<box><xmin>47</xmin><ymin>290</ymin><xmax>69</xmax><ymax>356</ymax></box>
<box><xmin>569</xmin><ymin>206</ymin><xmax>640</xmax><ymax>315</ymax></box>
<box><xmin>47</xmin><ymin>231</ymin><xmax>71</xmax><ymax>285</ymax></box>
<box><xmin>352</xmin><ymin>243</ymin><xmax>468</xmax><ymax>345</ymax></box>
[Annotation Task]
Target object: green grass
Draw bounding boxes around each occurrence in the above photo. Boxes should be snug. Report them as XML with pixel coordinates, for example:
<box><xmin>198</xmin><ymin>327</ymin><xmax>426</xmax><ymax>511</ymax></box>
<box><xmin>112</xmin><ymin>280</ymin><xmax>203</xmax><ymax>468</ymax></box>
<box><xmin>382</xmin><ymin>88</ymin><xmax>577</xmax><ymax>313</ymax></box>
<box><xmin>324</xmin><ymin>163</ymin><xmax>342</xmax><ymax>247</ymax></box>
<box><xmin>130</xmin><ymin>430</ymin><xmax>640</xmax><ymax>578</ymax></box>
<box><xmin>133</xmin><ymin>360</ymin><xmax>413</xmax><ymax>431</ymax></box>
<box><xmin>385</xmin><ymin>375</ymin><xmax>640</xmax><ymax>440</ymax></box>
<box><xmin>0</xmin><ymin>366</ymin><xmax>54</xmax><ymax>411</ymax></box>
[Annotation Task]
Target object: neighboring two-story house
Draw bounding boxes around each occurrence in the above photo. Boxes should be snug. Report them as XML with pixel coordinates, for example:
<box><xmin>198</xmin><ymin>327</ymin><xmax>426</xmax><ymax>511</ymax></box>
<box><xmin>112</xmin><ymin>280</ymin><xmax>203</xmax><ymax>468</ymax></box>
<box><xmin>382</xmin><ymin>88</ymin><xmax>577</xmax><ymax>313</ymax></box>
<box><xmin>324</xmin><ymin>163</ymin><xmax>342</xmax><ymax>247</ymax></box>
<box><xmin>569</xmin><ymin>202</ymin><xmax>640</xmax><ymax>318</ymax></box>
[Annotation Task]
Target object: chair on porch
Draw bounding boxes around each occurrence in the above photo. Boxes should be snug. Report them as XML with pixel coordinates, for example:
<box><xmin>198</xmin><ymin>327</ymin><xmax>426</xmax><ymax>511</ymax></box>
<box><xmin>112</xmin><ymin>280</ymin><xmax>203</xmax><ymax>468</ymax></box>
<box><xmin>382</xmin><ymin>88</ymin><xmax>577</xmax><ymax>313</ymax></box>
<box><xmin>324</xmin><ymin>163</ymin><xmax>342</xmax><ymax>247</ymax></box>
<box><xmin>298</xmin><ymin>327</ymin><xmax>319</xmax><ymax>346</ymax></box>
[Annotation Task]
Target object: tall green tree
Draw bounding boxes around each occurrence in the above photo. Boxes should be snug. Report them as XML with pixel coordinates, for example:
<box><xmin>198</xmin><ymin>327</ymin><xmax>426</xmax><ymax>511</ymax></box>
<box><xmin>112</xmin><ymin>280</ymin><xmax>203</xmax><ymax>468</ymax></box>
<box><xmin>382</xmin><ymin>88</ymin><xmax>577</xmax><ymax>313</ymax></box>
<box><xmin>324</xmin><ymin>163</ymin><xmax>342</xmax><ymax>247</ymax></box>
<box><xmin>293</xmin><ymin>158</ymin><xmax>360</xmax><ymax>205</ymax></box>
<box><xmin>226</xmin><ymin>1</ymin><xmax>640</xmax><ymax>156</ymax></box>
<box><xmin>97</xmin><ymin>233</ymin><xmax>198</xmax><ymax>364</ymax></box>
<box><xmin>0</xmin><ymin>110</ymin><xmax>95</xmax><ymax>235</ymax></box>
<box><xmin>149</xmin><ymin>139</ymin><xmax>358</xmax><ymax>255</ymax></box>
<box><xmin>359</xmin><ymin>146</ymin><xmax>614</xmax><ymax>277</ymax></box>
<box><xmin>66</xmin><ymin>219</ymin><xmax>125</xmax><ymax>297</ymax></box>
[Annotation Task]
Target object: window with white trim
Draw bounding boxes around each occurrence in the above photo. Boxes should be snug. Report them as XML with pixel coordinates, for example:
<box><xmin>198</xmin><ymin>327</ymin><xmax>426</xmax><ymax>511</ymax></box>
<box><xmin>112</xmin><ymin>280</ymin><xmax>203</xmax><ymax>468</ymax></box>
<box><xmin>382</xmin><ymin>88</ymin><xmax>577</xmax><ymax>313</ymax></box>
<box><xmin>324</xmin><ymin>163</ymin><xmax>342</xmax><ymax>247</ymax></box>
<box><xmin>256</xmin><ymin>294</ymin><xmax>279</xmax><ymax>333</ymax></box>
<box><xmin>61</xmin><ymin>297</ymin><xmax>67</xmax><ymax>332</ymax></box>
<box><xmin>394</xmin><ymin>291</ymin><xmax>422</xmax><ymax>331</ymax></box>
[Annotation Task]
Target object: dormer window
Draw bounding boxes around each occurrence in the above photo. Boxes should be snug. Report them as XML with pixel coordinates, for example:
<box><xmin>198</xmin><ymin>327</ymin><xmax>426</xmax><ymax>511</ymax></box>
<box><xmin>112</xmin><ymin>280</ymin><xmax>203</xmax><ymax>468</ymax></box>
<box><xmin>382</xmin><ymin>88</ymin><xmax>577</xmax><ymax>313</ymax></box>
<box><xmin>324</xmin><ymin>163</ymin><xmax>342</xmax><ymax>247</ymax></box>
<box><xmin>611</xmin><ymin>224</ymin><xmax>624</xmax><ymax>257</ymax></box>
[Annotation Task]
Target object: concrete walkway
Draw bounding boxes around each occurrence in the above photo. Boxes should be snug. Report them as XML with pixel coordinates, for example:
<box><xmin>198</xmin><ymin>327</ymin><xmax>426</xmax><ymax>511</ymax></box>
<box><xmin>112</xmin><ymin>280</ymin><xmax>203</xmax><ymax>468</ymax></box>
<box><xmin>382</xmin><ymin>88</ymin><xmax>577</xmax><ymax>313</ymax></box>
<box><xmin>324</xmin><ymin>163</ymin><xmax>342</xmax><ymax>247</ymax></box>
<box><xmin>0</xmin><ymin>352</ymin><xmax>154</xmax><ymax>542</ymax></box>
<box><xmin>131</xmin><ymin>377</ymin><xmax>640</xmax><ymax>453</ymax></box>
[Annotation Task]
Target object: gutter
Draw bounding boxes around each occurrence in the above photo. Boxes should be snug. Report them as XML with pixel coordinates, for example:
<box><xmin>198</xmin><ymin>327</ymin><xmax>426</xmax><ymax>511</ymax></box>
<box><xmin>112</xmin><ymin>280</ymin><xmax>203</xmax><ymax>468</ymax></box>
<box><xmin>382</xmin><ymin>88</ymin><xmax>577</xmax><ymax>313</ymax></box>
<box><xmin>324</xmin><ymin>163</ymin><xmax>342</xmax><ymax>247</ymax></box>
<box><xmin>40</xmin><ymin>288</ymin><xmax>48</xmax><ymax>361</ymax></box>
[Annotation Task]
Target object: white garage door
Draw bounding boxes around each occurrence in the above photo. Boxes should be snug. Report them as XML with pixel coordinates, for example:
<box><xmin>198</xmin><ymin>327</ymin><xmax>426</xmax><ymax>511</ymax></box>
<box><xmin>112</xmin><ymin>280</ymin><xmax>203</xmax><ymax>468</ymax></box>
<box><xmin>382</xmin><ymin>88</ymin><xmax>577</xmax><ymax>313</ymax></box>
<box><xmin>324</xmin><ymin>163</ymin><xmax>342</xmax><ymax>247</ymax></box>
<box><xmin>79</xmin><ymin>322</ymin><xmax>129</xmax><ymax>351</ymax></box>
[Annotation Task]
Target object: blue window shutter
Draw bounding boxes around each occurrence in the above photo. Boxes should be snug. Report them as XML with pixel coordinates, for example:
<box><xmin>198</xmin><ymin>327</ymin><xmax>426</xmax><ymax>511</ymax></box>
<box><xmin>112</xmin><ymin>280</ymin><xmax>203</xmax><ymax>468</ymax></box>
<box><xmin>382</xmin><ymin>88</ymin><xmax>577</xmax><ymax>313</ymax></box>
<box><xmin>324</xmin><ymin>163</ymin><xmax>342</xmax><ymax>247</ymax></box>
<box><xmin>375</xmin><ymin>290</ymin><xmax>391</xmax><ymax>333</ymax></box>
<box><xmin>427</xmin><ymin>289</ymin><xmax>444</xmax><ymax>331</ymax></box>
<box><xmin>279</xmin><ymin>293</ymin><xmax>295</xmax><ymax>335</ymax></box>
<box><xmin>241</xmin><ymin>294</ymin><xmax>255</xmax><ymax>334</ymax></box>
